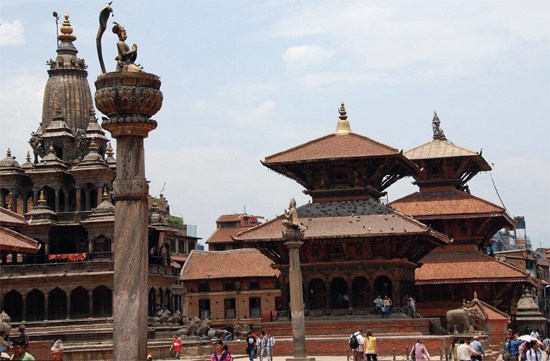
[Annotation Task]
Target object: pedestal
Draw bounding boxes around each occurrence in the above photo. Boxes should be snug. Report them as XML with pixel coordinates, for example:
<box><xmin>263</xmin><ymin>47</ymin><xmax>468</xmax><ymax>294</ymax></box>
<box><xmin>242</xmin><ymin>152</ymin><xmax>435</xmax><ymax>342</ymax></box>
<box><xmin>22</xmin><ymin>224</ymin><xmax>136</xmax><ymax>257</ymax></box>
<box><xmin>283</xmin><ymin>228</ymin><xmax>315</xmax><ymax>361</ymax></box>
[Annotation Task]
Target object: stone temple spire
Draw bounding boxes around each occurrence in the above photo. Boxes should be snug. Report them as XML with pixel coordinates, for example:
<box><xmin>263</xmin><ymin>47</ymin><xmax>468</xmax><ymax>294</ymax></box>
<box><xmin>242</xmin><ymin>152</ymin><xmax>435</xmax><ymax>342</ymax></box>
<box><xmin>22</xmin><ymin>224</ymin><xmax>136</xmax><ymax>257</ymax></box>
<box><xmin>40</xmin><ymin>14</ymin><xmax>94</xmax><ymax>141</ymax></box>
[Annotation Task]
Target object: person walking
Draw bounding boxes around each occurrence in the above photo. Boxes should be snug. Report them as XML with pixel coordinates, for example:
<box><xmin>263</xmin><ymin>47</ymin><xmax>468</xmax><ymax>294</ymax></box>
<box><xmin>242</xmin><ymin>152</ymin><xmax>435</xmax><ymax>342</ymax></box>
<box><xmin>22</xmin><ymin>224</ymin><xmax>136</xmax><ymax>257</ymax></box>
<box><xmin>365</xmin><ymin>330</ymin><xmax>378</xmax><ymax>361</ymax></box>
<box><xmin>449</xmin><ymin>339</ymin><xmax>459</xmax><ymax>361</ymax></box>
<box><xmin>410</xmin><ymin>340</ymin><xmax>430</xmax><ymax>361</ymax></box>
<box><xmin>470</xmin><ymin>336</ymin><xmax>484</xmax><ymax>361</ymax></box>
<box><xmin>169</xmin><ymin>334</ymin><xmax>182</xmax><ymax>360</ymax></box>
<box><xmin>457</xmin><ymin>339</ymin><xmax>480</xmax><ymax>361</ymax></box>
<box><xmin>10</xmin><ymin>338</ymin><xmax>35</xmax><ymax>360</ymax></box>
<box><xmin>17</xmin><ymin>326</ymin><xmax>29</xmax><ymax>352</ymax></box>
<box><xmin>245</xmin><ymin>331</ymin><xmax>256</xmax><ymax>361</ymax></box>
<box><xmin>49</xmin><ymin>340</ymin><xmax>64</xmax><ymax>361</ymax></box>
<box><xmin>349</xmin><ymin>329</ymin><xmax>365</xmax><ymax>361</ymax></box>
<box><xmin>525</xmin><ymin>341</ymin><xmax>542</xmax><ymax>361</ymax></box>
<box><xmin>508</xmin><ymin>333</ymin><xmax>524</xmax><ymax>361</ymax></box>
<box><xmin>265</xmin><ymin>331</ymin><xmax>275</xmax><ymax>361</ymax></box>
<box><xmin>211</xmin><ymin>340</ymin><xmax>232</xmax><ymax>361</ymax></box>
<box><xmin>257</xmin><ymin>331</ymin><xmax>267</xmax><ymax>361</ymax></box>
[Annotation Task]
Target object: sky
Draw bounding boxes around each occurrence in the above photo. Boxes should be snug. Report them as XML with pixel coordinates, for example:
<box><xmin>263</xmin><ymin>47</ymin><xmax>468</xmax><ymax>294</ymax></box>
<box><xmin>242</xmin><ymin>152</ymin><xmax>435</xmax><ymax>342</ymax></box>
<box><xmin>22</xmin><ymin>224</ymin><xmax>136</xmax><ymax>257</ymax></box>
<box><xmin>0</xmin><ymin>0</ymin><xmax>549</xmax><ymax>248</ymax></box>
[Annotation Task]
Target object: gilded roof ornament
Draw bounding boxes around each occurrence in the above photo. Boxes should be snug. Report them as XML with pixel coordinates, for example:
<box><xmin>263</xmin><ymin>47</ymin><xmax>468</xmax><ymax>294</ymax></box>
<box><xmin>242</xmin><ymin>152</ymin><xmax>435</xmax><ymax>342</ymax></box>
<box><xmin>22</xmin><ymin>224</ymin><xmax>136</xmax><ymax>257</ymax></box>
<box><xmin>38</xmin><ymin>191</ymin><xmax>47</xmax><ymax>206</ymax></box>
<box><xmin>432</xmin><ymin>111</ymin><xmax>447</xmax><ymax>141</ymax></box>
<box><xmin>335</xmin><ymin>103</ymin><xmax>352</xmax><ymax>136</ymax></box>
<box><xmin>58</xmin><ymin>14</ymin><xmax>76</xmax><ymax>42</ymax></box>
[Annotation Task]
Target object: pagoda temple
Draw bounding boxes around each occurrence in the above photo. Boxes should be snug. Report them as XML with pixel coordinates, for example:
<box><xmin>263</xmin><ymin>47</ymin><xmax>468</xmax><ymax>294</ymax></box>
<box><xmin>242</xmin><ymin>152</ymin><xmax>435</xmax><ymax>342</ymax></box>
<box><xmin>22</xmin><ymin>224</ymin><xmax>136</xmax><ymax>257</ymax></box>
<box><xmin>234</xmin><ymin>104</ymin><xmax>450</xmax><ymax>314</ymax></box>
<box><xmin>389</xmin><ymin>113</ymin><xmax>538</xmax><ymax>319</ymax></box>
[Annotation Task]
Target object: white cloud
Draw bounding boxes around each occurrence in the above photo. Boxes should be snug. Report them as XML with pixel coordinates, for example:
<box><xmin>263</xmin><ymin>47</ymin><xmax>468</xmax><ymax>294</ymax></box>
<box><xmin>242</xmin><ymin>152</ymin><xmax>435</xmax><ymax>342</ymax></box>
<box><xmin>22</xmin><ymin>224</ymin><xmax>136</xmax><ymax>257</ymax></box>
<box><xmin>269</xmin><ymin>2</ymin><xmax>550</xmax><ymax>84</ymax></box>
<box><xmin>0</xmin><ymin>19</ymin><xmax>25</xmax><ymax>46</ymax></box>
<box><xmin>282</xmin><ymin>45</ymin><xmax>334</xmax><ymax>71</ymax></box>
<box><xmin>236</xmin><ymin>100</ymin><xmax>276</xmax><ymax>127</ymax></box>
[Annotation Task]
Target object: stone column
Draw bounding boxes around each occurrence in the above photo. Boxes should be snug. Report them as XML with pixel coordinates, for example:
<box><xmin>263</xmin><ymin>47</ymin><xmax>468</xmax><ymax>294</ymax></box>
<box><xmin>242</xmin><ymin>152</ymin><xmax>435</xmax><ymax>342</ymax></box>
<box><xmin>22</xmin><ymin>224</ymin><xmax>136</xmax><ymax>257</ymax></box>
<box><xmin>95</xmin><ymin>70</ymin><xmax>162</xmax><ymax>361</ymax></box>
<box><xmin>54</xmin><ymin>188</ymin><xmax>60</xmax><ymax>213</ymax></box>
<box><xmin>283</xmin><ymin>228</ymin><xmax>315</xmax><ymax>361</ymax></box>
<box><xmin>75</xmin><ymin>186</ymin><xmax>81</xmax><ymax>211</ymax></box>
<box><xmin>21</xmin><ymin>292</ymin><xmax>27</xmax><ymax>321</ymax></box>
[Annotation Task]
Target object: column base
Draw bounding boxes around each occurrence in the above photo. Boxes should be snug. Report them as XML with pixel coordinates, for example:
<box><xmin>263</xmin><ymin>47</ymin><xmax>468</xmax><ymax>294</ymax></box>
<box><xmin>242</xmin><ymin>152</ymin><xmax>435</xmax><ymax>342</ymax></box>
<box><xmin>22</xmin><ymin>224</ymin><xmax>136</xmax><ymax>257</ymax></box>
<box><xmin>285</xmin><ymin>358</ymin><xmax>316</xmax><ymax>361</ymax></box>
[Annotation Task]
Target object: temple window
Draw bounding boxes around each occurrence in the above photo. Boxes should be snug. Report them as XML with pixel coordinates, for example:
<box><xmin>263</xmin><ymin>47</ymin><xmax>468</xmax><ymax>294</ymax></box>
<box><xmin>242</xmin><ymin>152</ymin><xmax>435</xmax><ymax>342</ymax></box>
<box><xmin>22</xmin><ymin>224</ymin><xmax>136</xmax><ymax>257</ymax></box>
<box><xmin>223</xmin><ymin>282</ymin><xmax>235</xmax><ymax>291</ymax></box>
<box><xmin>199</xmin><ymin>299</ymin><xmax>210</xmax><ymax>319</ymax></box>
<box><xmin>249</xmin><ymin>281</ymin><xmax>260</xmax><ymax>290</ymax></box>
<box><xmin>224</xmin><ymin>298</ymin><xmax>236</xmax><ymax>319</ymax></box>
<box><xmin>249</xmin><ymin>297</ymin><xmax>261</xmax><ymax>318</ymax></box>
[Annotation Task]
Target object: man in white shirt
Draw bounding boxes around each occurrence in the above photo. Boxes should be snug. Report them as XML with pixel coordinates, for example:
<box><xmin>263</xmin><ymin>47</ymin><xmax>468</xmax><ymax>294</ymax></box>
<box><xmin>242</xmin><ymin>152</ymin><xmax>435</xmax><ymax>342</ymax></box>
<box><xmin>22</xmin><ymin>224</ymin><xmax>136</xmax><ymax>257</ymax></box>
<box><xmin>350</xmin><ymin>329</ymin><xmax>365</xmax><ymax>361</ymax></box>
<box><xmin>526</xmin><ymin>341</ymin><xmax>542</xmax><ymax>361</ymax></box>
<box><xmin>457</xmin><ymin>339</ymin><xmax>479</xmax><ymax>361</ymax></box>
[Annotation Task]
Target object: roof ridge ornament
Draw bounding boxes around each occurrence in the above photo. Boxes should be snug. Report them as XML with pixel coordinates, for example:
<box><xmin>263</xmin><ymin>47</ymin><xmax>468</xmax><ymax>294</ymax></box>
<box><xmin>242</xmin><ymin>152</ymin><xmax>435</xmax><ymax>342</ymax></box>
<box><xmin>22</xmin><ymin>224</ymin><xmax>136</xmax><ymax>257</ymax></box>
<box><xmin>432</xmin><ymin>111</ymin><xmax>447</xmax><ymax>141</ymax></box>
<box><xmin>335</xmin><ymin>102</ymin><xmax>351</xmax><ymax>136</ymax></box>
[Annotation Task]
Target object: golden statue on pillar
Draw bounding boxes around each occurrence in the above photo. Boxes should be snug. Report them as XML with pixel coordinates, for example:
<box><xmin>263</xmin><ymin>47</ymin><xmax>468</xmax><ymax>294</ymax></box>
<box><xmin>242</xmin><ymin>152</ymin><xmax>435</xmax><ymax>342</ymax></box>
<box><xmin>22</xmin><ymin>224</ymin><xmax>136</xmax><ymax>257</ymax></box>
<box><xmin>283</xmin><ymin>198</ymin><xmax>303</xmax><ymax>230</ymax></box>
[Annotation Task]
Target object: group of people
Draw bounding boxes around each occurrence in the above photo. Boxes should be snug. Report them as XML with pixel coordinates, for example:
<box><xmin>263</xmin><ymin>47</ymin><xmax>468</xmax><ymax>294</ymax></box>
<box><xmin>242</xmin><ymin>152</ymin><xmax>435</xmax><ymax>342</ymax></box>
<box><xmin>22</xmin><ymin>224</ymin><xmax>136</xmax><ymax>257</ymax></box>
<box><xmin>0</xmin><ymin>324</ymin><xmax>64</xmax><ymax>360</ymax></box>
<box><xmin>448</xmin><ymin>336</ymin><xmax>485</xmax><ymax>361</ymax></box>
<box><xmin>503</xmin><ymin>330</ymin><xmax>550</xmax><ymax>361</ymax></box>
<box><xmin>349</xmin><ymin>329</ymin><xmax>378</xmax><ymax>361</ymax></box>
<box><xmin>245</xmin><ymin>330</ymin><xmax>276</xmax><ymax>361</ymax></box>
<box><xmin>373</xmin><ymin>295</ymin><xmax>393</xmax><ymax>317</ymax></box>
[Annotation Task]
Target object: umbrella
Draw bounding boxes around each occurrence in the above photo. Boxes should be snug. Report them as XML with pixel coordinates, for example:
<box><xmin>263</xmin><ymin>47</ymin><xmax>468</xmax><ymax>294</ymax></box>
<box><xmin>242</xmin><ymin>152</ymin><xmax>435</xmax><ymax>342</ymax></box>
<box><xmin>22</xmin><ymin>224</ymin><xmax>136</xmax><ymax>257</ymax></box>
<box><xmin>518</xmin><ymin>335</ymin><xmax>543</xmax><ymax>345</ymax></box>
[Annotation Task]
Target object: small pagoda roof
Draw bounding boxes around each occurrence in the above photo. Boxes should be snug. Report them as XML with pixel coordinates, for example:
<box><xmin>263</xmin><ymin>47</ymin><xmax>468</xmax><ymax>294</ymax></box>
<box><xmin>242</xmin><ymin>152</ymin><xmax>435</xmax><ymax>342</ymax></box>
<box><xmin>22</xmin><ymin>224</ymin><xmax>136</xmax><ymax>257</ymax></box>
<box><xmin>390</xmin><ymin>189</ymin><xmax>514</xmax><ymax>225</ymax></box>
<box><xmin>404</xmin><ymin>112</ymin><xmax>491</xmax><ymax>170</ymax></box>
<box><xmin>208</xmin><ymin>213</ymin><xmax>263</xmax><ymax>244</ymax></box>
<box><xmin>233</xmin><ymin>199</ymin><xmax>450</xmax><ymax>244</ymax></box>
<box><xmin>0</xmin><ymin>226</ymin><xmax>40</xmax><ymax>253</ymax></box>
<box><xmin>0</xmin><ymin>207</ymin><xmax>26</xmax><ymax>227</ymax></box>
<box><xmin>416</xmin><ymin>247</ymin><xmax>536</xmax><ymax>285</ymax></box>
<box><xmin>179</xmin><ymin>248</ymin><xmax>279</xmax><ymax>281</ymax></box>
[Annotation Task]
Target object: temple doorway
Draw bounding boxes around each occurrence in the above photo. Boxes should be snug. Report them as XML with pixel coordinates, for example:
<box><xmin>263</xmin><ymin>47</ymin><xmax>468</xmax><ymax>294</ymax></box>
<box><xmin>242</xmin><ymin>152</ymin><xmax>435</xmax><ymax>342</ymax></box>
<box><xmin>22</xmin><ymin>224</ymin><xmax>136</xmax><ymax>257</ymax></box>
<box><xmin>70</xmin><ymin>287</ymin><xmax>89</xmax><ymax>318</ymax></box>
<box><xmin>374</xmin><ymin>276</ymin><xmax>392</xmax><ymax>299</ymax></box>
<box><xmin>330</xmin><ymin>278</ymin><xmax>348</xmax><ymax>309</ymax></box>
<box><xmin>49</xmin><ymin>288</ymin><xmax>67</xmax><ymax>319</ymax></box>
<box><xmin>308</xmin><ymin>279</ymin><xmax>327</xmax><ymax>309</ymax></box>
<box><xmin>26</xmin><ymin>289</ymin><xmax>45</xmax><ymax>321</ymax></box>
<box><xmin>93</xmin><ymin>285</ymin><xmax>112</xmax><ymax>317</ymax></box>
<box><xmin>4</xmin><ymin>290</ymin><xmax>22</xmax><ymax>321</ymax></box>
<box><xmin>352</xmin><ymin>277</ymin><xmax>369</xmax><ymax>308</ymax></box>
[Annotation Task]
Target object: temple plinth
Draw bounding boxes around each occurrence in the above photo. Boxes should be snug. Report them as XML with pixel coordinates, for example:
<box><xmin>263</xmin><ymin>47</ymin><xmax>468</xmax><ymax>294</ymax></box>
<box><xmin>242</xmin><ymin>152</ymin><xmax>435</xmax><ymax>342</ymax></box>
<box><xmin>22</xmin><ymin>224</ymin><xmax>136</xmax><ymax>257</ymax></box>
<box><xmin>94</xmin><ymin>71</ymin><xmax>162</xmax><ymax>361</ymax></box>
<box><xmin>283</xmin><ymin>229</ymin><xmax>315</xmax><ymax>361</ymax></box>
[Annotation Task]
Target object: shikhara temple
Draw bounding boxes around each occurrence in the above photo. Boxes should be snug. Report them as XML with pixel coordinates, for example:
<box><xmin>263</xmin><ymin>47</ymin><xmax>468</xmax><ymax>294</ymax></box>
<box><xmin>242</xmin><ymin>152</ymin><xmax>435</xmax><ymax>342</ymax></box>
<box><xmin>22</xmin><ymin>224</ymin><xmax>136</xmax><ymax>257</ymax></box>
<box><xmin>0</xmin><ymin>16</ymin><xmax>197</xmax><ymax>324</ymax></box>
<box><xmin>1</xmin><ymin>9</ymin><xmax>549</xmax><ymax>361</ymax></box>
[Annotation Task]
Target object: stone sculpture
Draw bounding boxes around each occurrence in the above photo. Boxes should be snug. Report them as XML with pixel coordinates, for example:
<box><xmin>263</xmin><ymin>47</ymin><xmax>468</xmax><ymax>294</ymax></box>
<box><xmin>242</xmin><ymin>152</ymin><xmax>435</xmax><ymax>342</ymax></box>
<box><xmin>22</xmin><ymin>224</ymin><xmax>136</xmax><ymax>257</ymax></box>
<box><xmin>0</xmin><ymin>311</ymin><xmax>11</xmax><ymax>336</ymax></box>
<box><xmin>446</xmin><ymin>306</ymin><xmax>484</xmax><ymax>334</ymax></box>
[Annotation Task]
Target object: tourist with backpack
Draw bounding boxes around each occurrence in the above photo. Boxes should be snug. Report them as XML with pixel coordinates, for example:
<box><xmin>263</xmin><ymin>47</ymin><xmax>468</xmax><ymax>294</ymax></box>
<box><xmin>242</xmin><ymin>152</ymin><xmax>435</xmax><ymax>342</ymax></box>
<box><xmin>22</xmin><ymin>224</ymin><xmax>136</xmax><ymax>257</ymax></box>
<box><xmin>349</xmin><ymin>329</ymin><xmax>365</xmax><ymax>361</ymax></box>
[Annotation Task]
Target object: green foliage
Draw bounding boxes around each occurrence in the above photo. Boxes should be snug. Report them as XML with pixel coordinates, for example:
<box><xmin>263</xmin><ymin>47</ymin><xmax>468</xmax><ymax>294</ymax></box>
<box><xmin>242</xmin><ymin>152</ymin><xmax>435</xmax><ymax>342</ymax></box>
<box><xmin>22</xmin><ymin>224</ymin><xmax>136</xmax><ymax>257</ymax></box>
<box><xmin>167</xmin><ymin>215</ymin><xmax>183</xmax><ymax>227</ymax></box>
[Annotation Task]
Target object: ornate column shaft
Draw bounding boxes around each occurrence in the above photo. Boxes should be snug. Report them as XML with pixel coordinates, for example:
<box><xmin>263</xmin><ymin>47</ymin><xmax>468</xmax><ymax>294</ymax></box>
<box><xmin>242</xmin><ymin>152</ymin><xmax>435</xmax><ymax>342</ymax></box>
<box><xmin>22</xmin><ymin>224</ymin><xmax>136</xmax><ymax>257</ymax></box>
<box><xmin>283</xmin><ymin>226</ymin><xmax>315</xmax><ymax>361</ymax></box>
<box><xmin>95</xmin><ymin>68</ymin><xmax>162</xmax><ymax>361</ymax></box>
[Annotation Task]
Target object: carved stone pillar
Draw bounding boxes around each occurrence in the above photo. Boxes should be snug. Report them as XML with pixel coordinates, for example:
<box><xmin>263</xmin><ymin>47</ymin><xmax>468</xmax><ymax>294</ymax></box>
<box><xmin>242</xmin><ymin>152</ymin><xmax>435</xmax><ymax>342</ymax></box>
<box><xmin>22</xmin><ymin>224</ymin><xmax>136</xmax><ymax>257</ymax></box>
<box><xmin>76</xmin><ymin>186</ymin><xmax>81</xmax><ymax>211</ymax></box>
<box><xmin>32</xmin><ymin>189</ymin><xmax>39</xmax><ymax>206</ymax></box>
<box><xmin>21</xmin><ymin>292</ymin><xmax>27</xmax><ymax>321</ymax></box>
<box><xmin>22</xmin><ymin>193</ymin><xmax>28</xmax><ymax>213</ymax></box>
<box><xmin>283</xmin><ymin>228</ymin><xmax>315</xmax><ymax>361</ymax></box>
<box><xmin>95</xmin><ymin>69</ymin><xmax>162</xmax><ymax>361</ymax></box>
<box><xmin>54</xmin><ymin>188</ymin><xmax>60</xmax><ymax>213</ymax></box>
<box><xmin>11</xmin><ymin>191</ymin><xmax>19</xmax><ymax>213</ymax></box>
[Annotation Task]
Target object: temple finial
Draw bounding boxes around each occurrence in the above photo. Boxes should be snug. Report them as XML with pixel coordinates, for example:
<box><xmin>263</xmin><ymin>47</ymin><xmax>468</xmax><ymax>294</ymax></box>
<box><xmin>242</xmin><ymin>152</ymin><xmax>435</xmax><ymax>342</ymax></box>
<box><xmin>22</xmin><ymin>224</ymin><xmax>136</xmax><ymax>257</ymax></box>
<box><xmin>6</xmin><ymin>148</ymin><xmax>12</xmax><ymax>158</ymax></box>
<box><xmin>335</xmin><ymin>102</ymin><xmax>351</xmax><ymax>136</ymax></box>
<box><xmin>432</xmin><ymin>111</ymin><xmax>446</xmax><ymax>140</ymax></box>
<box><xmin>58</xmin><ymin>14</ymin><xmax>77</xmax><ymax>42</ymax></box>
<box><xmin>38</xmin><ymin>190</ymin><xmax>47</xmax><ymax>206</ymax></box>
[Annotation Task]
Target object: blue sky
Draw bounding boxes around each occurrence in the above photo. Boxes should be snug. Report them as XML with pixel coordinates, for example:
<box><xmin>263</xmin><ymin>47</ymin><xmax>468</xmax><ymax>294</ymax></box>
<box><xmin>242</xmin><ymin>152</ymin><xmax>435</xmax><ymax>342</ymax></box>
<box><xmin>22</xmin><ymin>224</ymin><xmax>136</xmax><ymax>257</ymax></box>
<box><xmin>1</xmin><ymin>0</ymin><xmax>549</xmax><ymax>248</ymax></box>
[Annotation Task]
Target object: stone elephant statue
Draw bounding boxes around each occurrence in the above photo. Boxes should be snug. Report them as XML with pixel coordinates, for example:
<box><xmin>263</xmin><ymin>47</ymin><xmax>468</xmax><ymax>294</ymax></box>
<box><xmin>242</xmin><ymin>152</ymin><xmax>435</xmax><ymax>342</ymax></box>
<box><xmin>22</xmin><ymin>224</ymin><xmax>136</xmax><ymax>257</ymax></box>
<box><xmin>0</xmin><ymin>311</ymin><xmax>11</xmax><ymax>336</ymax></box>
<box><xmin>446</xmin><ymin>307</ymin><xmax>484</xmax><ymax>334</ymax></box>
